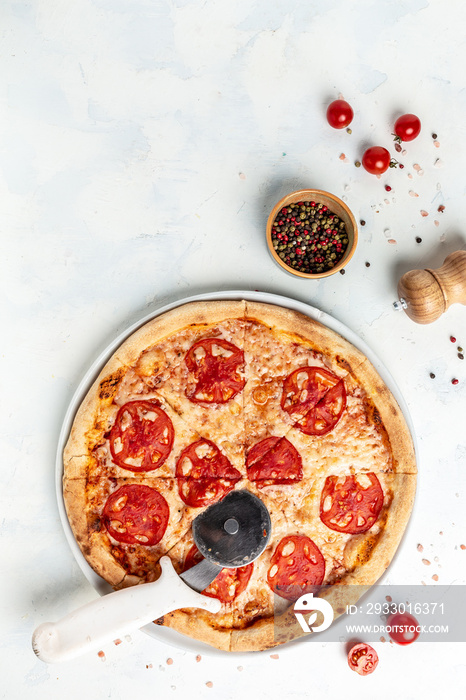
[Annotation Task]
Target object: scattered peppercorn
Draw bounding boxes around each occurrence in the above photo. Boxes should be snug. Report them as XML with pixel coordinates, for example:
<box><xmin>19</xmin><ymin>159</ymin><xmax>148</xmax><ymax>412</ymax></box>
<box><xmin>430</xmin><ymin>373</ymin><xmax>436</xmax><ymax>379</ymax></box>
<box><xmin>416</xmin><ymin>237</ymin><xmax>422</xmax><ymax>243</ymax></box>
<box><xmin>340</xmin><ymin>269</ymin><xmax>346</xmax><ymax>275</ymax></box>
<box><xmin>270</xmin><ymin>201</ymin><xmax>349</xmax><ymax>274</ymax></box>
<box><xmin>360</xmin><ymin>219</ymin><xmax>366</xmax><ymax>226</ymax></box>
<box><xmin>365</xmin><ymin>261</ymin><xmax>370</xmax><ymax>267</ymax></box>
<box><xmin>450</xmin><ymin>336</ymin><xmax>456</xmax><ymax>343</ymax></box>
<box><xmin>452</xmin><ymin>378</ymin><xmax>459</xmax><ymax>385</ymax></box>
<box><xmin>438</xmin><ymin>205</ymin><xmax>445</xmax><ymax>213</ymax></box>
<box><xmin>458</xmin><ymin>346</ymin><xmax>463</xmax><ymax>352</ymax></box>
<box><xmin>355</xmin><ymin>160</ymin><xmax>361</xmax><ymax>168</ymax></box>
<box><xmin>458</xmin><ymin>353</ymin><xmax>464</xmax><ymax>360</ymax></box>
<box><xmin>385</xmin><ymin>185</ymin><xmax>392</xmax><ymax>192</ymax></box>
<box><xmin>399</xmin><ymin>163</ymin><xmax>404</xmax><ymax>169</ymax></box>
<box><xmin>346</xmin><ymin>128</ymin><xmax>352</xmax><ymax>134</ymax></box>
<box><xmin>432</xmin><ymin>133</ymin><xmax>438</xmax><ymax>139</ymax></box>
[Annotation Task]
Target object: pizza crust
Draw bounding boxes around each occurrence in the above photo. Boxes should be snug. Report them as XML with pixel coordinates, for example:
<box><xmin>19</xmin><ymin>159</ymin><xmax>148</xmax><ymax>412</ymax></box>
<box><xmin>115</xmin><ymin>299</ymin><xmax>247</xmax><ymax>371</ymax></box>
<box><xmin>63</xmin><ymin>356</ymin><xmax>144</xmax><ymax>464</ymax></box>
<box><xmin>156</xmin><ymin>608</ymin><xmax>232</xmax><ymax>652</ymax></box>
<box><xmin>244</xmin><ymin>301</ymin><xmax>368</xmax><ymax>376</ymax></box>
<box><xmin>353</xmin><ymin>359</ymin><xmax>417</xmax><ymax>474</ymax></box>
<box><xmin>63</xmin><ymin>478</ymin><xmax>128</xmax><ymax>587</ymax></box>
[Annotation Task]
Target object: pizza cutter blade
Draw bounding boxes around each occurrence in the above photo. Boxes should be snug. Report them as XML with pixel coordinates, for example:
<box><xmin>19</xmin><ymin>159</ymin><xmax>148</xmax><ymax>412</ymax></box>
<box><xmin>32</xmin><ymin>490</ymin><xmax>271</xmax><ymax>663</ymax></box>
<box><xmin>180</xmin><ymin>490</ymin><xmax>272</xmax><ymax>592</ymax></box>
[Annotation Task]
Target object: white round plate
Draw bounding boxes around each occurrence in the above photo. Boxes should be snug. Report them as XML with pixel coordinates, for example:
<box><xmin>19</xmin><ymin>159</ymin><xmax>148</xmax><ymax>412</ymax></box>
<box><xmin>56</xmin><ymin>290</ymin><xmax>417</xmax><ymax>655</ymax></box>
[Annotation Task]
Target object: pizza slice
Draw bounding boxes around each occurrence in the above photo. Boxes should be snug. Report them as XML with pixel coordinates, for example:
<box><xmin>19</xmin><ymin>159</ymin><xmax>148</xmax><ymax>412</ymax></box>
<box><xmin>113</xmin><ymin>300</ymin><xmax>247</xmax><ymax>387</ymax></box>
<box><xmin>139</xmin><ymin>317</ymin><xmax>247</xmax><ymax>474</ymax></box>
<box><xmin>242</xmin><ymin>303</ymin><xmax>362</xmax><ymax>452</ymax></box>
<box><xmin>161</xmin><ymin>479</ymin><xmax>290</xmax><ymax>652</ymax></box>
<box><xmin>64</xmin><ymin>370</ymin><xmax>207</xmax><ymax>480</ymax></box>
<box><xmin>63</xmin><ymin>476</ymin><xmax>208</xmax><ymax>588</ymax></box>
<box><xmin>230</xmin><ymin>471</ymin><xmax>416</xmax><ymax>651</ymax></box>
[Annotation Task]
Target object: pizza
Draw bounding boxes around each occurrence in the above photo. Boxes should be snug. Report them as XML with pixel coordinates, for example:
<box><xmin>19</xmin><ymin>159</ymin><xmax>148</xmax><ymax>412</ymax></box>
<box><xmin>62</xmin><ymin>299</ymin><xmax>416</xmax><ymax>652</ymax></box>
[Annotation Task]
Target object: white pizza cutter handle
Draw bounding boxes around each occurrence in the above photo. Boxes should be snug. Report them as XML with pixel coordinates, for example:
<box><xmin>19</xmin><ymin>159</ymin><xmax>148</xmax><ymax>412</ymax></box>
<box><xmin>32</xmin><ymin>556</ymin><xmax>221</xmax><ymax>664</ymax></box>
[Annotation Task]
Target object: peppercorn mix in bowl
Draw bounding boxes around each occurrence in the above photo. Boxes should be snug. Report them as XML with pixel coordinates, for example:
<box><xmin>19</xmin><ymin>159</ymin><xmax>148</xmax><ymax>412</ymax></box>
<box><xmin>266</xmin><ymin>189</ymin><xmax>358</xmax><ymax>278</ymax></box>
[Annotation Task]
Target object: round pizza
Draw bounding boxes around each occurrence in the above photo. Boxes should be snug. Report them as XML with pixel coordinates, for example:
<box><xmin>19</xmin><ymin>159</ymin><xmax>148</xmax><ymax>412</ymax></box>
<box><xmin>62</xmin><ymin>299</ymin><xmax>416</xmax><ymax>652</ymax></box>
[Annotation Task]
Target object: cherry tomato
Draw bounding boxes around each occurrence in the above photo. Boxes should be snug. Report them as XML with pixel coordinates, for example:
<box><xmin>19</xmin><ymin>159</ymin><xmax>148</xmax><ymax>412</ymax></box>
<box><xmin>362</xmin><ymin>146</ymin><xmax>391</xmax><ymax>175</ymax></box>
<box><xmin>347</xmin><ymin>643</ymin><xmax>379</xmax><ymax>675</ymax></box>
<box><xmin>326</xmin><ymin>99</ymin><xmax>354</xmax><ymax>129</ymax></box>
<box><xmin>394</xmin><ymin>113</ymin><xmax>421</xmax><ymax>142</ymax></box>
<box><xmin>387</xmin><ymin>612</ymin><xmax>420</xmax><ymax>645</ymax></box>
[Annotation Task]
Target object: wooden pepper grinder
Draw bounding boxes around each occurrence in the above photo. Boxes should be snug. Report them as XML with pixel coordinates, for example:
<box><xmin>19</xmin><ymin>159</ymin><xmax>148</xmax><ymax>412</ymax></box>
<box><xmin>394</xmin><ymin>250</ymin><xmax>466</xmax><ymax>324</ymax></box>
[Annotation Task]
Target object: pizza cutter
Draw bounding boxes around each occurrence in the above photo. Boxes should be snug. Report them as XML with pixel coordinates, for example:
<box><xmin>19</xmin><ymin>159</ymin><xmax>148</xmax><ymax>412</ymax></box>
<box><xmin>32</xmin><ymin>490</ymin><xmax>271</xmax><ymax>663</ymax></box>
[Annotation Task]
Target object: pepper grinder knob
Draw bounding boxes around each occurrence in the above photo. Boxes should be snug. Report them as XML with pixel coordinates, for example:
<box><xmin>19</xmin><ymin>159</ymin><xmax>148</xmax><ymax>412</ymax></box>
<box><xmin>395</xmin><ymin>250</ymin><xmax>466</xmax><ymax>324</ymax></box>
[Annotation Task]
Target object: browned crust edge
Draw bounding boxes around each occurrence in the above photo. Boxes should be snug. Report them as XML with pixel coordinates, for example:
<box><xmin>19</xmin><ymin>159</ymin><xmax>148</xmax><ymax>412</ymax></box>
<box><xmin>63</xmin><ymin>354</ymin><xmax>127</xmax><ymax>466</ymax></box>
<box><xmin>156</xmin><ymin>609</ymin><xmax>232</xmax><ymax>652</ymax></box>
<box><xmin>244</xmin><ymin>300</ymin><xmax>368</xmax><ymax>376</ymax></box>
<box><xmin>114</xmin><ymin>299</ymin><xmax>247</xmax><ymax>368</ymax></box>
<box><xmin>63</xmin><ymin>478</ymin><xmax>128</xmax><ymax>587</ymax></box>
<box><xmin>351</xmin><ymin>359</ymin><xmax>417</xmax><ymax>474</ymax></box>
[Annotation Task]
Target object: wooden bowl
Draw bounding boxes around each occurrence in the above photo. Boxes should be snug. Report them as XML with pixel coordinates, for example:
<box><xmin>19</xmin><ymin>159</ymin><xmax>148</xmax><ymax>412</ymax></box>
<box><xmin>266</xmin><ymin>189</ymin><xmax>358</xmax><ymax>279</ymax></box>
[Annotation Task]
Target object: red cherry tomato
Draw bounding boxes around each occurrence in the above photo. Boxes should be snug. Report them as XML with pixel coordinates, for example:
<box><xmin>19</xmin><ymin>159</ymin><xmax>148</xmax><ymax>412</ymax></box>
<box><xmin>347</xmin><ymin>643</ymin><xmax>379</xmax><ymax>675</ymax></box>
<box><xmin>361</xmin><ymin>146</ymin><xmax>391</xmax><ymax>175</ymax></box>
<box><xmin>394</xmin><ymin>113</ymin><xmax>421</xmax><ymax>142</ymax></box>
<box><xmin>326</xmin><ymin>100</ymin><xmax>354</xmax><ymax>129</ymax></box>
<box><xmin>387</xmin><ymin>612</ymin><xmax>420</xmax><ymax>645</ymax></box>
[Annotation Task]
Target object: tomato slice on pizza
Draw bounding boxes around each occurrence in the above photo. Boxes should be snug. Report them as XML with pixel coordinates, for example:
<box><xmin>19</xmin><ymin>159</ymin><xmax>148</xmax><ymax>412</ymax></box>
<box><xmin>109</xmin><ymin>400</ymin><xmax>175</xmax><ymax>472</ymax></box>
<box><xmin>267</xmin><ymin>535</ymin><xmax>325</xmax><ymax>601</ymax></box>
<box><xmin>175</xmin><ymin>438</ymin><xmax>241</xmax><ymax>507</ymax></box>
<box><xmin>185</xmin><ymin>338</ymin><xmax>245</xmax><ymax>403</ymax></box>
<box><xmin>319</xmin><ymin>473</ymin><xmax>384</xmax><ymax>534</ymax></box>
<box><xmin>183</xmin><ymin>544</ymin><xmax>253</xmax><ymax>603</ymax></box>
<box><xmin>246</xmin><ymin>436</ymin><xmax>303</xmax><ymax>487</ymax></box>
<box><xmin>295</xmin><ymin>380</ymin><xmax>346</xmax><ymax>435</ymax></box>
<box><xmin>102</xmin><ymin>484</ymin><xmax>169</xmax><ymax>546</ymax></box>
<box><xmin>281</xmin><ymin>367</ymin><xmax>346</xmax><ymax>435</ymax></box>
